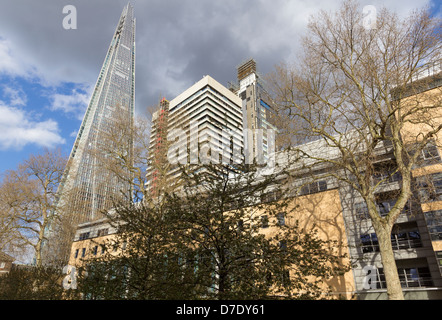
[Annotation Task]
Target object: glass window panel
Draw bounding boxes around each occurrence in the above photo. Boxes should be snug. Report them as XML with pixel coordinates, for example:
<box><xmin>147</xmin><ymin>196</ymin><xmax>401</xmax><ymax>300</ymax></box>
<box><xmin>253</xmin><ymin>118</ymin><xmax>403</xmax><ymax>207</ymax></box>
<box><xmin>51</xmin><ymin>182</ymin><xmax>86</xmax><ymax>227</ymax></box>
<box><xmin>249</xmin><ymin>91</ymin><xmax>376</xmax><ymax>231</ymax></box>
<box><xmin>409</xmin><ymin>231</ymin><xmax>420</xmax><ymax>239</ymax></box>
<box><xmin>397</xmin><ymin>232</ymin><xmax>407</xmax><ymax>240</ymax></box>
<box><xmin>310</xmin><ymin>182</ymin><xmax>318</xmax><ymax>193</ymax></box>
<box><xmin>277</xmin><ymin>213</ymin><xmax>285</xmax><ymax>226</ymax></box>
<box><xmin>433</xmin><ymin>179</ymin><xmax>442</xmax><ymax>189</ymax></box>
<box><xmin>261</xmin><ymin>215</ymin><xmax>269</xmax><ymax>228</ymax></box>
<box><xmin>423</xmin><ymin>145</ymin><xmax>440</xmax><ymax>160</ymax></box>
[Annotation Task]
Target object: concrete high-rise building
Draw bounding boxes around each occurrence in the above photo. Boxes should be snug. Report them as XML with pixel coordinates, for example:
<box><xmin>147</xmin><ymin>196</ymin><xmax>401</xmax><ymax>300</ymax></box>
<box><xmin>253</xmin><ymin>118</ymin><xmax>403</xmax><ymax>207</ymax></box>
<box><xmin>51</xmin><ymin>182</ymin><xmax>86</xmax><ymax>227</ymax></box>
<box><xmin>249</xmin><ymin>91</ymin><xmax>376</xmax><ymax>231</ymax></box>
<box><xmin>56</xmin><ymin>3</ymin><xmax>136</xmax><ymax>223</ymax></box>
<box><xmin>232</xmin><ymin>59</ymin><xmax>277</xmax><ymax>165</ymax></box>
<box><xmin>146</xmin><ymin>75</ymin><xmax>243</xmax><ymax>192</ymax></box>
<box><xmin>146</xmin><ymin>61</ymin><xmax>278</xmax><ymax>194</ymax></box>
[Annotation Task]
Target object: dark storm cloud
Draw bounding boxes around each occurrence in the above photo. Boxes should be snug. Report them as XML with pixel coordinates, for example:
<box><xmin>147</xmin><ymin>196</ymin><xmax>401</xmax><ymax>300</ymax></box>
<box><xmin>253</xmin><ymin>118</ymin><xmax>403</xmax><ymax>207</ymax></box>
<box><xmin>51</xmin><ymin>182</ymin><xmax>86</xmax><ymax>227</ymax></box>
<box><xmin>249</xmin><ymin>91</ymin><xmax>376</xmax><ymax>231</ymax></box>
<box><xmin>0</xmin><ymin>0</ymin><xmax>257</xmax><ymax>115</ymax></box>
<box><xmin>0</xmin><ymin>0</ymin><xmax>433</xmax><ymax>120</ymax></box>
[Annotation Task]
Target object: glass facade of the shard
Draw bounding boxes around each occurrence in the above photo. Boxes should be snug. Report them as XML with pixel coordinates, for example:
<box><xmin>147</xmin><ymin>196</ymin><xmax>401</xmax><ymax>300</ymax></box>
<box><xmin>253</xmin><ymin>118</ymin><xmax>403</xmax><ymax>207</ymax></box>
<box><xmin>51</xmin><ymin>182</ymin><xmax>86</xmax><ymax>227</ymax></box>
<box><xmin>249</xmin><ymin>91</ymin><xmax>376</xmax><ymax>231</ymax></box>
<box><xmin>58</xmin><ymin>3</ymin><xmax>135</xmax><ymax>222</ymax></box>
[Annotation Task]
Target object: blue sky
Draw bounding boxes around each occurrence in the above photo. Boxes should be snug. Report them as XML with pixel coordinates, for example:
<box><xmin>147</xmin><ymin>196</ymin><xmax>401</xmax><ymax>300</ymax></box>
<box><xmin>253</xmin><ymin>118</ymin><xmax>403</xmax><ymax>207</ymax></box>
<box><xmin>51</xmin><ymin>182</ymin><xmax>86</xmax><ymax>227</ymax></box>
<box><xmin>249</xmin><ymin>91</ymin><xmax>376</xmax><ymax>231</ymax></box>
<box><xmin>0</xmin><ymin>74</ymin><xmax>90</xmax><ymax>172</ymax></box>
<box><xmin>0</xmin><ymin>0</ymin><xmax>440</xmax><ymax>175</ymax></box>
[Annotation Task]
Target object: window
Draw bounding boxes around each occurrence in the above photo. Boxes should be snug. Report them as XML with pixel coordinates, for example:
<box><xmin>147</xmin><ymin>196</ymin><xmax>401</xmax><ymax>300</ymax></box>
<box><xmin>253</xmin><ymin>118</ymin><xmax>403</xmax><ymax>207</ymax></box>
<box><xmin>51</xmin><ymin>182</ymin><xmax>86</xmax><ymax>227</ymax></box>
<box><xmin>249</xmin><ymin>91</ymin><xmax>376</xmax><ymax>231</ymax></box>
<box><xmin>376</xmin><ymin>199</ymin><xmax>396</xmax><ymax>217</ymax></box>
<box><xmin>360</xmin><ymin>233</ymin><xmax>379</xmax><ymax>253</ymax></box>
<box><xmin>372</xmin><ymin>169</ymin><xmax>402</xmax><ymax>185</ymax></box>
<box><xmin>417</xmin><ymin>172</ymin><xmax>442</xmax><ymax>202</ymax></box>
<box><xmin>411</xmin><ymin>140</ymin><xmax>442</xmax><ymax>167</ymax></box>
<box><xmin>235</xmin><ymin>220</ymin><xmax>244</xmax><ymax>234</ymax></box>
<box><xmin>277</xmin><ymin>213</ymin><xmax>285</xmax><ymax>226</ymax></box>
<box><xmin>93</xmin><ymin>246</ymin><xmax>98</xmax><ymax>256</ymax></box>
<box><xmin>97</xmin><ymin>228</ymin><xmax>109</xmax><ymax>237</ymax></box>
<box><xmin>424</xmin><ymin>210</ymin><xmax>442</xmax><ymax>241</ymax></box>
<box><xmin>374</xmin><ymin>198</ymin><xmax>412</xmax><ymax>217</ymax></box>
<box><xmin>281</xmin><ymin>269</ymin><xmax>290</xmax><ymax>286</ymax></box>
<box><xmin>398</xmin><ymin>267</ymin><xmax>433</xmax><ymax>288</ymax></box>
<box><xmin>436</xmin><ymin>251</ymin><xmax>442</xmax><ymax>275</ymax></box>
<box><xmin>74</xmin><ymin>249</ymin><xmax>79</xmax><ymax>259</ymax></box>
<box><xmin>422</xmin><ymin>143</ymin><xmax>440</xmax><ymax>161</ymax></box>
<box><xmin>390</xmin><ymin>230</ymin><xmax>422</xmax><ymax>250</ymax></box>
<box><xmin>279</xmin><ymin>240</ymin><xmax>287</xmax><ymax>251</ymax></box>
<box><xmin>81</xmin><ymin>248</ymin><xmax>86</xmax><ymax>258</ymax></box>
<box><xmin>300</xmin><ymin>180</ymin><xmax>327</xmax><ymax>195</ymax></box>
<box><xmin>375</xmin><ymin>267</ymin><xmax>433</xmax><ymax>288</ymax></box>
<box><xmin>79</xmin><ymin>232</ymin><xmax>90</xmax><ymax>240</ymax></box>
<box><xmin>261</xmin><ymin>215</ymin><xmax>269</xmax><ymax>228</ymax></box>
<box><xmin>361</xmin><ymin>229</ymin><xmax>422</xmax><ymax>253</ymax></box>
<box><xmin>260</xmin><ymin>190</ymin><xmax>282</xmax><ymax>203</ymax></box>
<box><xmin>355</xmin><ymin>202</ymin><xmax>369</xmax><ymax>219</ymax></box>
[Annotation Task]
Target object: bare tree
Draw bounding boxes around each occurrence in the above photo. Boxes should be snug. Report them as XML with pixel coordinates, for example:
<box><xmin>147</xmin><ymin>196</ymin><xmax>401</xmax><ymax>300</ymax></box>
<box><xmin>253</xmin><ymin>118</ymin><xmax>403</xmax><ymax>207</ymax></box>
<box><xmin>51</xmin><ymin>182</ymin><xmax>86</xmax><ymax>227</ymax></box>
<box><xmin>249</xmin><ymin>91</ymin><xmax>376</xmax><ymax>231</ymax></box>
<box><xmin>0</xmin><ymin>148</ymin><xmax>68</xmax><ymax>267</ymax></box>
<box><xmin>0</xmin><ymin>169</ymin><xmax>35</xmax><ymax>261</ymax></box>
<box><xmin>88</xmin><ymin>99</ymin><xmax>177</xmax><ymax>208</ymax></box>
<box><xmin>265</xmin><ymin>0</ymin><xmax>442</xmax><ymax>300</ymax></box>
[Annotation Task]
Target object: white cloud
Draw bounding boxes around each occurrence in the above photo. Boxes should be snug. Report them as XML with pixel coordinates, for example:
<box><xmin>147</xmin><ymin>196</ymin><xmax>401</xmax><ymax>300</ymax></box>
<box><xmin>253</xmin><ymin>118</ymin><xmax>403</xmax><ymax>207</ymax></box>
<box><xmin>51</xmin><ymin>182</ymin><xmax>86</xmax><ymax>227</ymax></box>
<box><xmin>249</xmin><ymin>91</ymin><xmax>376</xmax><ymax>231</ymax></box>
<box><xmin>47</xmin><ymin>86</ymin><xmax>92</xmax><ymax>120</ymax></box>
<box><xmin>0</xmin><ymin>37</ymin><xmax>33</xmax><ymax>78</ymax></box>
<box><xmin>2</xmin><ymin>85</ymin><xmax>27</xmax><ymax>106</ymax></box>
<box><xmin>0</xmin><ymin>101</ymin><xmax>65</xmax><ymax>150</ymax></box>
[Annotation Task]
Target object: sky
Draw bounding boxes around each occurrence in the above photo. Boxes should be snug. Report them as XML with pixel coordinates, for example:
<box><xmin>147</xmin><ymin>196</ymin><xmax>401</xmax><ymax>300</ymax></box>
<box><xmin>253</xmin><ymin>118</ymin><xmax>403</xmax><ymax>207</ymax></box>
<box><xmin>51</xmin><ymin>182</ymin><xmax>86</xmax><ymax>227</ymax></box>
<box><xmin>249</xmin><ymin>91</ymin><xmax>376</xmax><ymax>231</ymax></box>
<box><xmin>0</xmin><ymin>0</ymin><xmax>440</xmax><ymax>175</ymax></box>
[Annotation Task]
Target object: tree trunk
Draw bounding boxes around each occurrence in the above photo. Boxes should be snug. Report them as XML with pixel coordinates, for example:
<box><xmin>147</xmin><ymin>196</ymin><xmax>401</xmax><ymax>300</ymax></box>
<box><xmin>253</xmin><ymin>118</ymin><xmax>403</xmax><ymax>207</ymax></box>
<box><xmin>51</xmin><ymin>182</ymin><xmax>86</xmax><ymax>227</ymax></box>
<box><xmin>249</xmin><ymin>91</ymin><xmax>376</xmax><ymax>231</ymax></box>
<box><xmin>373</xmin><ymin>220</ymin><xmax>404</xmax><ymax>300</ymax></box>
<box><xmin>35</xmin><ymin>238</ymin><xmax>43</xmax><ymax>268</ymax></box>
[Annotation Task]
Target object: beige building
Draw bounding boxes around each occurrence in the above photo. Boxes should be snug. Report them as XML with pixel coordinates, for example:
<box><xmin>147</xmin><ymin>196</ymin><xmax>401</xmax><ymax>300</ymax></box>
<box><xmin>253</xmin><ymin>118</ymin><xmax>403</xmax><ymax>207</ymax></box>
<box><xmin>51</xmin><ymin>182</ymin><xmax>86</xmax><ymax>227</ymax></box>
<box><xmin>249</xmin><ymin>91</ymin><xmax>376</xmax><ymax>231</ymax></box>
<box><xmin>398</xmin><ymin>64</ymin><xmax>442</xmax><ymax>282</ymax></box>
<box><xmin>0</xmin><ymin>252</ymin><xmax>14</xmax><ymax>276</ymax></box>
<box><xmin>256</xmin><ymin>188</ymin><xmax>355</xmax><ymax>299</ymax></box>
<box><xmin>68</xmin><ymin>217</ymin><xmax>118</xmax><ymax>267</ymax></box>
<box><xmin>68</xmin><ymin>181</ymin><xmax>355</xmax><ymax>299</ymax></box>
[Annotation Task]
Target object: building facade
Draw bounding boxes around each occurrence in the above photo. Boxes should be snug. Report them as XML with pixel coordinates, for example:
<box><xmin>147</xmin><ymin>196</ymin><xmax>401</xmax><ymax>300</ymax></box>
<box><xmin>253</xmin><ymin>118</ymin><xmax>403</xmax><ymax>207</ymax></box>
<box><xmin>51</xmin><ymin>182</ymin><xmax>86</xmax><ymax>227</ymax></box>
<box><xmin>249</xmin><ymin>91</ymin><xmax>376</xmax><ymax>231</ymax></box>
<box><xmin>43</xmin><ymin>3</ymin><xmax>136</xmax><ymax>264</ymax></box>
<box><xmin>56</xmin><ymin>3</ymin><xmax>136</xmax><ymax>222</ymax></box>
<box><xmin>146</xmin><ymin>75</ymin><xmax>244</xmax><ymax>191</ymax></box>
<box><xmin>230</xmin><ymin>59</ymin><xmax>277</xmax><ymax>165</ymax></box>
<box><xmin>0</xmin><ymin>252</ymin><xmax>14</xmax><ymax>276</ymax></box>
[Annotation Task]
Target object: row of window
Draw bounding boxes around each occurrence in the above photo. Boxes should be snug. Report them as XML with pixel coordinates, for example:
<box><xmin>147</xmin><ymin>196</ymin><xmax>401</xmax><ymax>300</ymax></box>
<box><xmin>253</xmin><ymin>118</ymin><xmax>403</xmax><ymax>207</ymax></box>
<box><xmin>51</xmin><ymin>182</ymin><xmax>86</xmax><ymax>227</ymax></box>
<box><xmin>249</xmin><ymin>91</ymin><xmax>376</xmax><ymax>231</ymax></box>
<box><xmin>416</xmin><ymin>172</ymin><xmax>442</xmax><ymax>203</ymax></box>
<box><xmin>260</xmin><ymin>180</ymin><xmax>329</xmax><ymax>205</ymax></box>
<box><xmin>437</xmin><ymin>251</ymin><xmax>442</xmax><ymax>275</ymax></box>
<box><xmin>371</xmin><ymin>142</ymin><xmax>441</xmax><ymax>187</ymax></box>
<box><xmin>74</xmin><ymin>241</ymin><xmax>127</xmax><ymax>260</ymax></box>
<box><xmin>260</xmin><ymin>190</ymin><xmax>282</xmax><ymax>203</ymax></box>
<box><xmin>368</xmin><ymin>267</ymin><xmax>433</xmax><ymax>289</ymax></box>
<box><xmin>424</xmin><ymin>210</ymin><xmax>442</xmax><ymax>241</ymax></box>
<box><xmin>372</xmin><ymin>169</ymin><xmax>402</xmax><ymax>185</ymax></box>
<box><xmin>74</xmin><ymin>246</ymin><xmax>102</xmax><ymax>259</ymax></box>
<box><xmin>78</xmin><ymin>228</ymin><xmax>109</xmax><ymax>241</ymax></box>
<box><xmin>360</xmin><ymin>230</ymin><xmax>422</xmax><ymax>253</ymax></box>
<box><xmin>299</xmin><ymin>180</ymin><xmax>327</xmax><ymax>196</ymax></box>
<box><xmin>354</xmin><ymin>199</ymin><xmax>413</xmax><ymax>219</ymax></box>
<box><xmin>413</xmin><ymin>143</ymin><xmax>442</xmax><ymax>203</ymax></box>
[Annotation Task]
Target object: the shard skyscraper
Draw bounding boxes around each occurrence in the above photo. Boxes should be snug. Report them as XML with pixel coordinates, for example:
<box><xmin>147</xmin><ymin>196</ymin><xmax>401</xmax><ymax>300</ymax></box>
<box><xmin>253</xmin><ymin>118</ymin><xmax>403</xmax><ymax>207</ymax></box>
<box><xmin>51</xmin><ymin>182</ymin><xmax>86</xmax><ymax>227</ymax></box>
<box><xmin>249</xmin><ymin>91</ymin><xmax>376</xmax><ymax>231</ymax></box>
<box><xmin>48</xmin><ymin>3</ymin><xmax>135</xmax><ymax>262</ymax></box>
